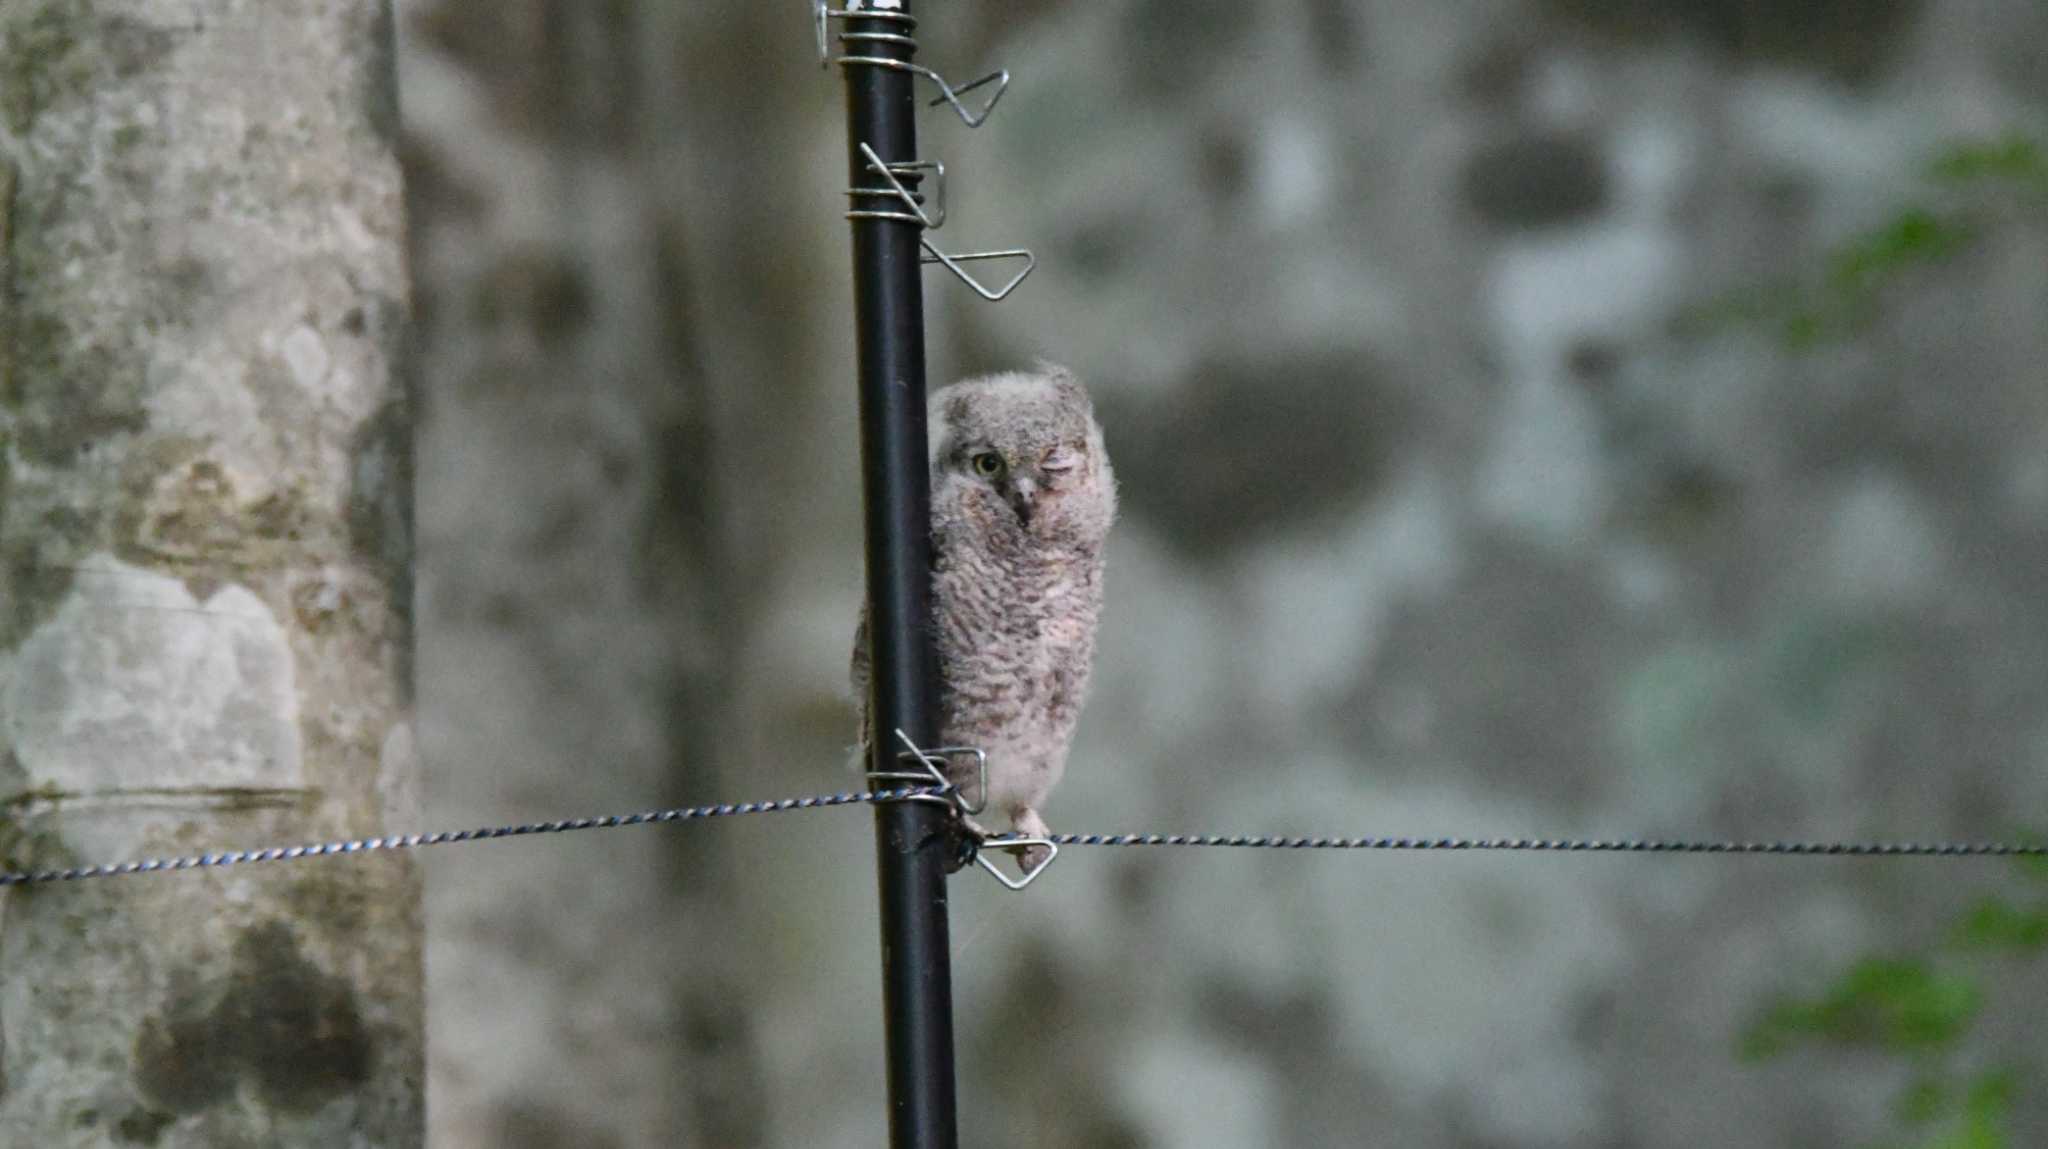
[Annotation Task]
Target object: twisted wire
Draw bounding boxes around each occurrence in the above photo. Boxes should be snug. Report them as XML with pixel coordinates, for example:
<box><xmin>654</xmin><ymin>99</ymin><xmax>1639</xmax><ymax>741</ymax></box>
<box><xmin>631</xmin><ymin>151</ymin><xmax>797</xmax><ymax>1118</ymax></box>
<box><xmin>982</xmin><ymin>832</ymin><xmax>2047</xmax><ymax>857</ymax></box>
<box><xmin>5</xmin><ymin>786</ymin><xmax>2041</xmax><ymax>890</ymax></box>
<box><xmin>0</xmin><ymin>786</ymin><xmax>948</xmax><ymax>888</ymax></box>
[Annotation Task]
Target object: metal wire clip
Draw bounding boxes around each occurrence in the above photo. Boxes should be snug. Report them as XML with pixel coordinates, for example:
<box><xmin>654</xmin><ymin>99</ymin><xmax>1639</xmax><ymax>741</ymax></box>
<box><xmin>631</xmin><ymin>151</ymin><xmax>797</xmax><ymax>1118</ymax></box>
<box><xmin>845</xmin><ymin>144</ymin><xmax>1037</xmax><ymax>301</ymax></box>
<box><xmin>888</xmin><ymin>729</ymin><xmax>988</xmax><ymax>816</ymax></box>
<box><xmin>816</xmin><ymin>2</ymin><xmax>1011</xmax><ymax>128</ymax></box>
<box><xmin>975</xmin><ymin>836</ymin><xmax>1058</xmax><ymax>891</ymax></box>
<box><xmin>848</xmin><ymin>143</ymin><xmax>945</xmax><ymax>229</ymax></box>
<box><xmin>863</xmin><ymin>729</ymin><xmax>957</xmax><ymax>810</ymax></box>
<box><xmin>889</xmin><ymin>733</ymin><xmax>1060</xmax><ymax>889</ymax></box>
<box><xmin>919</xmin><ymin>246</ymin><xmax>1036</xmax><ymax>302</ymax></box>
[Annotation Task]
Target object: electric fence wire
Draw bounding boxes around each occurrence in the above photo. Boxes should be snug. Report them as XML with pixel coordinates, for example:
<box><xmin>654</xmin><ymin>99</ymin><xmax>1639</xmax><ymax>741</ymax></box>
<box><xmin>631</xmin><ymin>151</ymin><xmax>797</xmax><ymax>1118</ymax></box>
<box><xmin>981</xmin><ymin>831</ymin><xmax>2048</xmax><ymax>858</ymax></box>
<box><xmin>0</xmin><ymin>785</ymin><xmax>950</xmax><ymax>888</ymax></box>
<box><xmin>1</xmin><ymin>782</ymin><xmax>2041</xmax><ymax>889</ymax></box>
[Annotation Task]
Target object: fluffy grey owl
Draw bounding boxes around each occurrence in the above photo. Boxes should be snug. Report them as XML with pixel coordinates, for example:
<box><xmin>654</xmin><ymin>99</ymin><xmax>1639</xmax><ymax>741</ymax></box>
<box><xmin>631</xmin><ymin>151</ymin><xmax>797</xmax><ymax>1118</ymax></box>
<box><xmin>852</xmin><ymin>365</ymin><xmax>1116</xmax><ymax>872</ymax></box>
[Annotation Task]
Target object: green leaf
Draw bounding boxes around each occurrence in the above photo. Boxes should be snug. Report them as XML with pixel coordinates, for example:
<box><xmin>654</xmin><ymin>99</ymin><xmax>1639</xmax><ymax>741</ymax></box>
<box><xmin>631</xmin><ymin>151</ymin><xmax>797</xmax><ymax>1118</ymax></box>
<box><xmin>1825</xmin><ymin>208</ymin><xmax>1974</xmax><ymax>294</ymax></box>
<box><xmin>1742</xmin><ymin>959</ymin><xmax>1983</xmax><ymax>1057</ymax></box>
<box><xmin>1949</xmin><ymin>898</ymin><xmax>2048</xmax><ymax>953</ymax></box>
<box><xmin>2007</xmin><ymin>833</ymin><xmax>2048</xmax><ymax>884</ymax></box>
<box><xmin>1962</xmin><ymin>1069</ymin><xmax>2016</xmax><ymax>1122</ymax></box>
<box><xmin>2020</xmin><ymin>852</ymin><xmax>2048</xmax><ymax>884</ymax></box>
<box><xmin>1781</xmin><ymin>309</ymin><xmax>1830</xmax><ymax>350</ymax></box>
<box><xmin>1917</xmin><ymin>1124</ymin><xmax>2003</xmax><ymax>1149</ymax></box>
<box><xmin>1683</xmin><ymin>133</ymin><xmax>2037</xmax><ymax>355</ymax></box>
<box><xmin>1901</xmin><ymin>1071</ymin><xmax>2016</xmax><ymax>1149</ymax></box>
<box><xmin>1928</xmin><ymin>135</ymin><xmax>2046</xmax><ymax>187</ymax></box>
<box><xmin>1897</xmin><ymin>1075</ymin><xmax>1950</xmax><ymax>1125</ymax></box>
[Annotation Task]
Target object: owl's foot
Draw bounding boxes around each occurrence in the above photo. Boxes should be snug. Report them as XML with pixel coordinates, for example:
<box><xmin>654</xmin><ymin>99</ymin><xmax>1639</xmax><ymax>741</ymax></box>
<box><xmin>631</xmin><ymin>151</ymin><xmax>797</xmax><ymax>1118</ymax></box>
<box><xmin>1007</xmin><ymin>807</ymin><xmax>1055</xmax><ymax>875</ymax></box>
<box><xmin>1010</xmin><ymin>841</ymin><xmax>1054</xmax><ymax>874</ymax></box>
<box><xmin>953</xmin><ymin>814</ymin><xmax>1045</xmax><ymax>873</ymax></box>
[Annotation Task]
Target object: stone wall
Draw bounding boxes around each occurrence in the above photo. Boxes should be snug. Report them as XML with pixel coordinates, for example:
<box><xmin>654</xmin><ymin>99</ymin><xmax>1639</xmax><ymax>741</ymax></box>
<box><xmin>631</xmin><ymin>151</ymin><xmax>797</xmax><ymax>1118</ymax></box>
<box><xmin>403</xmin><ymin>1</ymin><xmax>2048</xmax><ymax>1145</ymax></box>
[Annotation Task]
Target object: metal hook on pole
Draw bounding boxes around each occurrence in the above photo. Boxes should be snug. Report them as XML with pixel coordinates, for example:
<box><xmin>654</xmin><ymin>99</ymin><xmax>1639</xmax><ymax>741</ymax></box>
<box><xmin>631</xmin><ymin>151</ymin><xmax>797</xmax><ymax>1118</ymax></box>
<box><xmin>919</xmin><ymin>245</ymin><xmax>1037</xmax><ymax>302</ymax></box>
<box><xmin>918</xmin><ymin>67</ymin><xmax>1009</xmax><ymax>129</ymax></box>
<box><xmin>847</xmin><ymin>143</ymin><xmax>947</xmax><ymax>229</ymax></box>
<box><xmin>818</xmin><ymin>2</ymin><xmax>1011</xmax><ymax>128</ymax></box>
<box><xmin>828</xmin><ymin>5</ymin><xmax>1038</xmax><ymax>306</ymax></box>
<box><xmin>975</xmin><ymin>838</ymin><xmax>1059</xmax><ymax>891</ymax></box>
<box><xmin>892</xmin><ymin>729</ymin><xmax>989</xmax><ymax>817</ymax></box>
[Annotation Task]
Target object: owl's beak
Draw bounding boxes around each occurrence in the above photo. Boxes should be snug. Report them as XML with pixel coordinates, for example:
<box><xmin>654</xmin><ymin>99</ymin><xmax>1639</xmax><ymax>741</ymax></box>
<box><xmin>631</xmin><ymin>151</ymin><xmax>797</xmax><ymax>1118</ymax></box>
<box><xmin>1007</xmin><ymin>476</ymin><xmax>1038</xmax><ymax>525</ymax></box>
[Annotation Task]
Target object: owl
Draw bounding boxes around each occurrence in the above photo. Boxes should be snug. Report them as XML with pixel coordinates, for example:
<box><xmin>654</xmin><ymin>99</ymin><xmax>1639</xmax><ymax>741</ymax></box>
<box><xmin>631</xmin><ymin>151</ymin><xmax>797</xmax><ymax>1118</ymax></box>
<box><xmin>852</xmin><ymin>365</ymin><xmax>1117</xmax><ymax>873</ymax></box>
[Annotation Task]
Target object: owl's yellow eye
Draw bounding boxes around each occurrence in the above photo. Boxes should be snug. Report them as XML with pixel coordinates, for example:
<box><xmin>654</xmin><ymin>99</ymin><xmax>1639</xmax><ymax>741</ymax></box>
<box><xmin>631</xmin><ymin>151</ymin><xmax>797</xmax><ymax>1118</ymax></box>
<box><xmin>970</xmin><ymin>451</ymin><xmax>1006</xmax><ymax>478</ymax></box>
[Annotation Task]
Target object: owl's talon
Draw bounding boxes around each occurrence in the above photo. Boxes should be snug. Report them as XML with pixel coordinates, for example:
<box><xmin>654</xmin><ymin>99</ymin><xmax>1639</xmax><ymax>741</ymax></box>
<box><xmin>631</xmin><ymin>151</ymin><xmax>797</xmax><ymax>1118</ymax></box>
<box><xmin>944</xmin><ymin>819</ymin><xmax>982</xmax><ymax>874</ymax></box>
<box><xmin>1011</xmin><ymin>841</ymin><xmax>1053</xmax><ymax>874</ymax></box>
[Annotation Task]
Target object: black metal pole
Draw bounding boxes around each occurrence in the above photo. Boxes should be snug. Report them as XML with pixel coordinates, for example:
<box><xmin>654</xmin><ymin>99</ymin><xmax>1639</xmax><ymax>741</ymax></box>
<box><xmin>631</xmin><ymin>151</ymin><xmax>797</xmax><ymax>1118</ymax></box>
<box><xmin>840</xmin><ymin>4</ymin><xmax>960</xmax><ymax>1147</ymax></box>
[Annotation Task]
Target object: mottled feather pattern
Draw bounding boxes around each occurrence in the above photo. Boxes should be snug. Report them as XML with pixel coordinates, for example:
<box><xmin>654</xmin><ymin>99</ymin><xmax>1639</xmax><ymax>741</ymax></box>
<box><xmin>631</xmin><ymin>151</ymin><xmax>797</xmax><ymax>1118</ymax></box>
<box><xmin>852</xmin><ymin>367</ymin><xmax>1115</xmax><ymax>867</ymax></box>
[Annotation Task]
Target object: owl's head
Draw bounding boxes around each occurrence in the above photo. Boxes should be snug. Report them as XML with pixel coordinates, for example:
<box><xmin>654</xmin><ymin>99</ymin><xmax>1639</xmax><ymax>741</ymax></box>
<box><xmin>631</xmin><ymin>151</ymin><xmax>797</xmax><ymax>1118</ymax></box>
<box><xmin>929</xmin><ymin>365</ymin><xmax>1116</xmax><ymax>543</ymax></box>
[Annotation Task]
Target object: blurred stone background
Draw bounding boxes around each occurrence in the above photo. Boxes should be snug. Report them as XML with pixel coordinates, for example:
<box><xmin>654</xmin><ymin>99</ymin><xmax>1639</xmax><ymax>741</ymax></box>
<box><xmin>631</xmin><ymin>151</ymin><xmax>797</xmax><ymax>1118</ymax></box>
<box><xmin>397</xmin><ymin>1</ymin><xmax>2048</xmax><ymax>1146</ymax></box>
